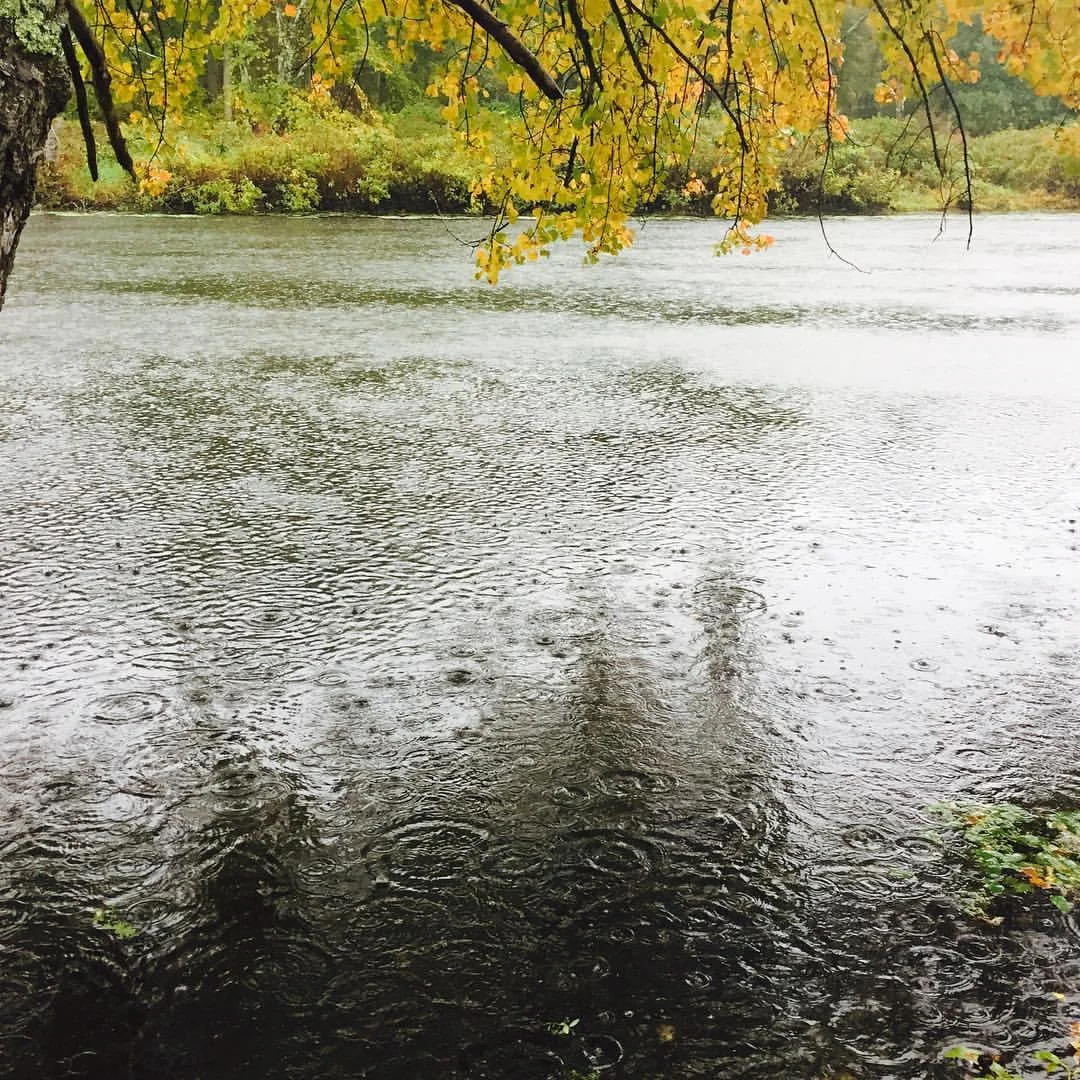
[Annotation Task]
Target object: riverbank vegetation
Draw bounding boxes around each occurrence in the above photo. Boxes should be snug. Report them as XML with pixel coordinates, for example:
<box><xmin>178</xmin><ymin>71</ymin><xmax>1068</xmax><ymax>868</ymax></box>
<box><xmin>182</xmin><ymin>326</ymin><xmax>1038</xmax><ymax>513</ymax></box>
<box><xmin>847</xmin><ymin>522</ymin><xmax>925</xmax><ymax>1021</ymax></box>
<box><xmin>933</xmin><ymin>802</ymin><xmax>1080</xmax><ymax>1080</ymax></box>
<box><xmin>935</xmin><ymin>802</ymin><xmax>1080</xmax><ymax>918</ymax></box>
<box><xmin>5</xmin><ymin>0</ymin><xmax>1077</xmax><ymax>303</ymax></box>
<box><xmin>945</xmin><ymin>1024</ymin><xmax>1080</xmax><ymax>1080</ymax></box>
<box><xmin>35</xmin><ymin>104</ymin><xmax>1080</xmax><ymax>217</ymax></box>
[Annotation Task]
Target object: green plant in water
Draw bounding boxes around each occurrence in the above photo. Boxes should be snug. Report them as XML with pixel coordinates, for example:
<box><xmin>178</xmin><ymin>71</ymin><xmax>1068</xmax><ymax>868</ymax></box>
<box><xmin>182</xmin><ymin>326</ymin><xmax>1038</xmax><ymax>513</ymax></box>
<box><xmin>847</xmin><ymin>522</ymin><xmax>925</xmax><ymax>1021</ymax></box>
<box><xmin>934</xmin><ymin>803</ymin><xmax>1080</xmax><ymax>916</ymax></box>
<box><xmin>539</xmin><ymin>1017</ymin><xmax>603</xmax><ymax>1077</ymax></box>
<box><xmin>92</xmin><ymin>907</ymin><xmax>138</xmax><ymax>939</ymax></box>
<box><xmin>547</xmin><ymin>1018</ymin><xmax>580</xmax><ymax>1037</ymax></box>
<box><xmin>944</xmin><ymin>1023</ymin><xmax>1080</xmax><ymax>1078</ymax></box>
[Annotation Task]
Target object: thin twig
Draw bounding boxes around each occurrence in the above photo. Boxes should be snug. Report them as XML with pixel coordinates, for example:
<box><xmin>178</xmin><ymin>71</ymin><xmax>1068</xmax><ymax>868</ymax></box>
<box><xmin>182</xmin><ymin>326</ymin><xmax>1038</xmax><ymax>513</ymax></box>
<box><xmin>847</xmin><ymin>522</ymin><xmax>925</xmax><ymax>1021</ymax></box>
<box><xmin>926</xmin><ymin>29</ymin><xmax>973</xmax><ymax>246</ymax></box>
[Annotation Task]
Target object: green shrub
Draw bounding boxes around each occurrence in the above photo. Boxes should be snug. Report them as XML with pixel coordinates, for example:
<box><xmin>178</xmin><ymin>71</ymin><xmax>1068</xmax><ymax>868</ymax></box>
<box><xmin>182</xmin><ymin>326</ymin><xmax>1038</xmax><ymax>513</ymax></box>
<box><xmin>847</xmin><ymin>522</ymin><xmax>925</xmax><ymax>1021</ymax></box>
<box><xmin>184</xmin><ymin>176</ymin><xmax>262</xmax><ymax>214</ymax></box>
<box><xmin>971</xmin><ymin>126</ymin><xmax>1080</xmax><ymax>197</ymax></box>
<box><xmin>278</xmin><ymin>169</ymin><xmax>320</xmax><ymax>211</ymax></box>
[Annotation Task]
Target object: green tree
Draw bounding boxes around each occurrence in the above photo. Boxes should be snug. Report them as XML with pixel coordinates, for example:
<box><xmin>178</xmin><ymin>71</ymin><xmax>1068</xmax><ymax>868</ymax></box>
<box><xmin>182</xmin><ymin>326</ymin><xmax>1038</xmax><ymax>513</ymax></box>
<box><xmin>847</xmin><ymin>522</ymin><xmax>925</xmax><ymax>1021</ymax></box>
<box><xmin>947</xmin><ymin>18</ymin><xmax>1069</xmax><ymax>134</ymax></box>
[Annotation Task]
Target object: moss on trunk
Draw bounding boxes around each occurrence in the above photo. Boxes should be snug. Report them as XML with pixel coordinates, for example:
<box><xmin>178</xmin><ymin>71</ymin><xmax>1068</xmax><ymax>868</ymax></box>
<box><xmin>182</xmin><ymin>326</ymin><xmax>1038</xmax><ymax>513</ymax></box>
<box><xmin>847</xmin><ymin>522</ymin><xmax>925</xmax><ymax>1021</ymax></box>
<box><xmin>0</xmin><ymin>12</ymin><xmax>69</xmax><ymax>308</ymax></box>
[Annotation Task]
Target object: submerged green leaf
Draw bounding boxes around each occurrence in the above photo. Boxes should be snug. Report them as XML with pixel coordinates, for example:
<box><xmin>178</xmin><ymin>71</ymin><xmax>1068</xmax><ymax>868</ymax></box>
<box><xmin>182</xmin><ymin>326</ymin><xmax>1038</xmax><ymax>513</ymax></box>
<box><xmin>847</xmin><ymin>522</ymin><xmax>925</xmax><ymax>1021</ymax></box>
<box><xmin>92</xmin><ymin>908</ymin><xmax>138</xmax><ymax>939</ymax></box>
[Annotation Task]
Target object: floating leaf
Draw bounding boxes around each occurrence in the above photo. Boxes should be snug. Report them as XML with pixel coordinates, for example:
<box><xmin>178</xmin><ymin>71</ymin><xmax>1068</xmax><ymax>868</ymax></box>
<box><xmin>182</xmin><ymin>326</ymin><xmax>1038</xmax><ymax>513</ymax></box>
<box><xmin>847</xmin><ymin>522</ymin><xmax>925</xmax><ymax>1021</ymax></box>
<box><xmin>943</xmin><ymin>1046</ymin><xmax>982</xmax><ymax>1063</ymax></box>
<box><xmin>92</xmin><ymin>908</ymin><xmax>138</xmax><ymax>939</ymax></box>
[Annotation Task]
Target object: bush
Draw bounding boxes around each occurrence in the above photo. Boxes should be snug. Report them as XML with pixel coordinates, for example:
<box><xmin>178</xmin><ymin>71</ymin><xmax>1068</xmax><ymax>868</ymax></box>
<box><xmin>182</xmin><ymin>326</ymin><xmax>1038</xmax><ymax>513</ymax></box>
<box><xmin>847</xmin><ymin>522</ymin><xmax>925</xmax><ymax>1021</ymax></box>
<box><xmin>971</xmin><ymin>125</ymin><xmax>1080</xmax><ymax>198</ymax></box>
<box><xmin>184</xmin><ymin>176</ymin><xmax>262</xmax><ymax>214</ymax></box>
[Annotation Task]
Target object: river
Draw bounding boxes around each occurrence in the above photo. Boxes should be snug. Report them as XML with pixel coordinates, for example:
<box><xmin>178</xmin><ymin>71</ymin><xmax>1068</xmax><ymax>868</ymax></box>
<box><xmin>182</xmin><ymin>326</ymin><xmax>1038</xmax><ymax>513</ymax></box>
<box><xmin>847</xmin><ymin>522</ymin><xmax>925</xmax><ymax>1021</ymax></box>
<box><xmin>1</xmin><ymin>212</ymin><xmax>1078</xmax><ymax>1078</ymax></box>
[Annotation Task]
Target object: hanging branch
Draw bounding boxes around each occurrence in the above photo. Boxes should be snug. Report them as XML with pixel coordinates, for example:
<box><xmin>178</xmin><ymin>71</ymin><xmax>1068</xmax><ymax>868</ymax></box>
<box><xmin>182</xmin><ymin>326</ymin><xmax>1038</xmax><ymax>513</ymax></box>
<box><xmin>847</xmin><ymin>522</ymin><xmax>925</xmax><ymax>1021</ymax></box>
<box><xmin>721</xmin><ymin>0</ymin><xmax>738</xmax><ymax>94</ymax></box>
<box><xmin>296</xmin><ymin>0</ymin><xmax>357</xmax><ymax>76</ymax></box>
<box><xmin>563</xmin><ymin>134</ymin><xmax>579</xmax><ymax>184</ymax></box>
<box><xmin>120</xmin><ymin>0</ymin><xmax>160</xmax><ymax>61</ymax></box>
<box><xmin>564</xmin><ymin>0</ymin><xmax>603</xmax><ymax>93</ymax></box>
<box><xmin>91</xmin><ymin>0</ymin><xmax>165</xmax><ymax>157</ymax></box>
<box><xmin>806</xmin><ymin>0</ymin><xmax>864</xmax><ymax>271</ymax></box>
<box><xmin>65</xmin><ymin>0</ymin><xmax>137</xmax><ymax>179</ymax></box>
<box><xmin>59</xmin><ymin>26</ymin><xmax>98</xmax><ymax>181</ymax></box>
<box><xmin>926</xmin><ymin>29</ymin><xmax>974</xmax><ymax>246</ymax></box>
<box><xmin>608</xmin><ymin>0</ymin><xmax>653</xmax><ymax>88</ymax></box>
<box><xmin>468</xmin><ymin>27</ymin><xmax>492</xmax><ymax>80</ymax></box>
<box><xmin>444</xmin><ymin>0</ymin><xmax>562</xmax><ymax>100</ymax></box>
<box><xmin>869</xmin><ymin>0</ymin><xmax>943</xmax><ymax>174</ymax></box>
<box><xmin>623</xmin><ymin>0</ymin><xmax>749</xmax><ymax>152</ymax></box>
<box><xmin>459</xmin><ymin>19</ymin><xmax>478</xmax><ymax>99</ymax></box>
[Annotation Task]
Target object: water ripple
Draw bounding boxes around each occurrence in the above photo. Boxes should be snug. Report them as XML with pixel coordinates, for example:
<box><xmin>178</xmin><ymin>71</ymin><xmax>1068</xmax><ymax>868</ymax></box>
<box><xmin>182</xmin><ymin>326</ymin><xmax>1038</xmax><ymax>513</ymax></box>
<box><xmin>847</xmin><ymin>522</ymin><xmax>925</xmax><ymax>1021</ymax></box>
<box><xmin>2</xmin><ymin>213</ymin><xmax>1079</xmax><ymax>1079</ymax></box>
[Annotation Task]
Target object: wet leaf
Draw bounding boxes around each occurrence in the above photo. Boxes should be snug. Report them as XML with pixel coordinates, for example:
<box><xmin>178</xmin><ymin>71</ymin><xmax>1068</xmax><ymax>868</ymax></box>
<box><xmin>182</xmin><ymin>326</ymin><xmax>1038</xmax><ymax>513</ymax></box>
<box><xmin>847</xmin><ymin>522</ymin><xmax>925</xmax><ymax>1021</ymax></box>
<box><xmin>943</xmin><ymin>1045</ymin><xmax>981</xmax><ymax>1063</ymax></box>
<box><xmin>1033</xmin><ymin>1050</ymin><xmax>1064</xmax><ymax>1071</ymax></box>
<box><xmin>92</xmin><ymin>908</ymin><xmax>138</xmax><ymax>939</ymax></box>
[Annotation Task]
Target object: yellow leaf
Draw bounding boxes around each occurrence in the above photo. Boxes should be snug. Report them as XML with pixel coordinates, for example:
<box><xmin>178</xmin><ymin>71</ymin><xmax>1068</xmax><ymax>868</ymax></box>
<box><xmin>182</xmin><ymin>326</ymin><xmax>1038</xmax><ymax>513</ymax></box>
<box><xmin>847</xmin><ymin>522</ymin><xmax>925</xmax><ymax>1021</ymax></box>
<box><xmin>1019</xmin><ymin>865</ymin><xmax>1055</xmax><ymax>889</ymax></box>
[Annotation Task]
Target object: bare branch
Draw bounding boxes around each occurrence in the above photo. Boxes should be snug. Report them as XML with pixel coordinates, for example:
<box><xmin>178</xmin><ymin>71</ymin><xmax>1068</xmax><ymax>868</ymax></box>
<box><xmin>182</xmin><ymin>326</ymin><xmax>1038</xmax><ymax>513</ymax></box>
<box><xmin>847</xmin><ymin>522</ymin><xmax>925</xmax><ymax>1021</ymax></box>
<box><xmin>65</xmin><ymin>0</ymin><xmax>136</xmax><ymax>179</ymax></box>
<box><xmin>59</xmin><ymin>25</ymin><xmax>98</xmax><ymax>181</ymax></box>
<box><xmin>926</xmin><ymin>29</ymin><xmax>974</xmax><ymax>246</ymax></box>
<box><xmin>444</xmin><ymin>0</ymin><xmax>562</xmax><ymax>100</ymax></box>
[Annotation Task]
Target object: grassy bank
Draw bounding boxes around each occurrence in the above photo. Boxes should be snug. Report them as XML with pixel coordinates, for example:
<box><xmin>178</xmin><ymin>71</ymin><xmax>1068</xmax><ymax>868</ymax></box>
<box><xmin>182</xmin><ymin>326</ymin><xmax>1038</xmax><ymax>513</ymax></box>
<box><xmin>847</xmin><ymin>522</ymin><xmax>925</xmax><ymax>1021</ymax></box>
<box><xmin>771</xmin><ymin>118</ymin><xmax>1080</xmax><ymax>214</ymax></box>
<box><xmin>36</xmin><ymin>95</ymin><xmax>1080</xmax><ymax>217</ymax></box>
<box><xmin>36</xmin><ymin>94</ymin><xmax>486</xmax><ymax>215</ymax></box>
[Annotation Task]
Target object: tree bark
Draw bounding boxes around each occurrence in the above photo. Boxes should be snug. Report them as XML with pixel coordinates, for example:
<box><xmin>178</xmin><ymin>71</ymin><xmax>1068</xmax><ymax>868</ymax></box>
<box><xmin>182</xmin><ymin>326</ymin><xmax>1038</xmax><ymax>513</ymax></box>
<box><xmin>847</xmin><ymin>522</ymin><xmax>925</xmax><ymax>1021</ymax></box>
<box><xmin>0</xmin><ymin>18</ymin><xmax>70</xmax><ymax>310</ymax></box>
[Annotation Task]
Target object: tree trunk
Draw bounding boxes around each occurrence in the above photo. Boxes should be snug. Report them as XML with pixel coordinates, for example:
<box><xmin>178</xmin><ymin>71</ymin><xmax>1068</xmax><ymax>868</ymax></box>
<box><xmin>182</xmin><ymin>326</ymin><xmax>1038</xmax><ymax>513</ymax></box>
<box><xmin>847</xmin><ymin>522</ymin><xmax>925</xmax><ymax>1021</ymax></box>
<box><xmin>223</xmin><ymin>45</ymin><xmax>232</xmax><ymax>122</ymax></box>
<box><xmin>0</xmin><ymin>19</ymin><xmax>70</xmax><ymax>310</ymax></box>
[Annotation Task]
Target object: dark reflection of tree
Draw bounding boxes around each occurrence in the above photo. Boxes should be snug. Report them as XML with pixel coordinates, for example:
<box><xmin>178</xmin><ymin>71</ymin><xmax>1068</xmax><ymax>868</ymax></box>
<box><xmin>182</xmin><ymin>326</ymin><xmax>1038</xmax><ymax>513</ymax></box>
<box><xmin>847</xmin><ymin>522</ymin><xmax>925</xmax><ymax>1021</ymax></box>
<box><xmin>3</xmin><ymin>750</ymin><xmax>326</xmax><ymax>1080</ymax></box>
<box><xmin>2</xmin><ymin>872</ymin><xmax>145</xmax><ymax>1079</ymax></box>
<box><xmin>435</xmin><ymin>568</ymin><xmax>810</xmax><ymax>1079</ymax></box>
<box><xmin>3</xmin><ymin>360</ymin><xmax>924</xmax><ymax>1079</ymax></box>
<box><xmin>621</xmin><ymin>369</ymin><xmax>804</xmax><ymax>432</ymax></box>
<box><xmin>1</xmin><ymin>594</ymin><xmax>932</xmax><ymax>1079</ymax></box>
<box><xmin>135</xmin><ymin>753</ymin><xmax>322</xmax><ymax>1079</ymax></box>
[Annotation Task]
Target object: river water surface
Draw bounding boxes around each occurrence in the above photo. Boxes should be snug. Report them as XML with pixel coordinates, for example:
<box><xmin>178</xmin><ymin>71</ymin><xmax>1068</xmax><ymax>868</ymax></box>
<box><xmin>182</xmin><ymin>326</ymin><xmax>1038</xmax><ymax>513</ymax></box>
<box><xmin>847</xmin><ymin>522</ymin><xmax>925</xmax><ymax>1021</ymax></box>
<box><xmin>1</xmin><ymin>213</ymin><xmax>1079</xmax><ymax>1079</ymax></box>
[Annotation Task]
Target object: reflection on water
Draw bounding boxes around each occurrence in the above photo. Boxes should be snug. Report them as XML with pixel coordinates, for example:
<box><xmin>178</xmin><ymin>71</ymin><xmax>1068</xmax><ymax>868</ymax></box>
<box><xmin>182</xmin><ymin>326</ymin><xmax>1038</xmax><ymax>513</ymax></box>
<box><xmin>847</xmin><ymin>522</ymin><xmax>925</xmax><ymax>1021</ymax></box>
<box><xmin>1</xmin><ymin>213</ymin><xmax>1079</xmax><ymax>1078</ymax></box>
